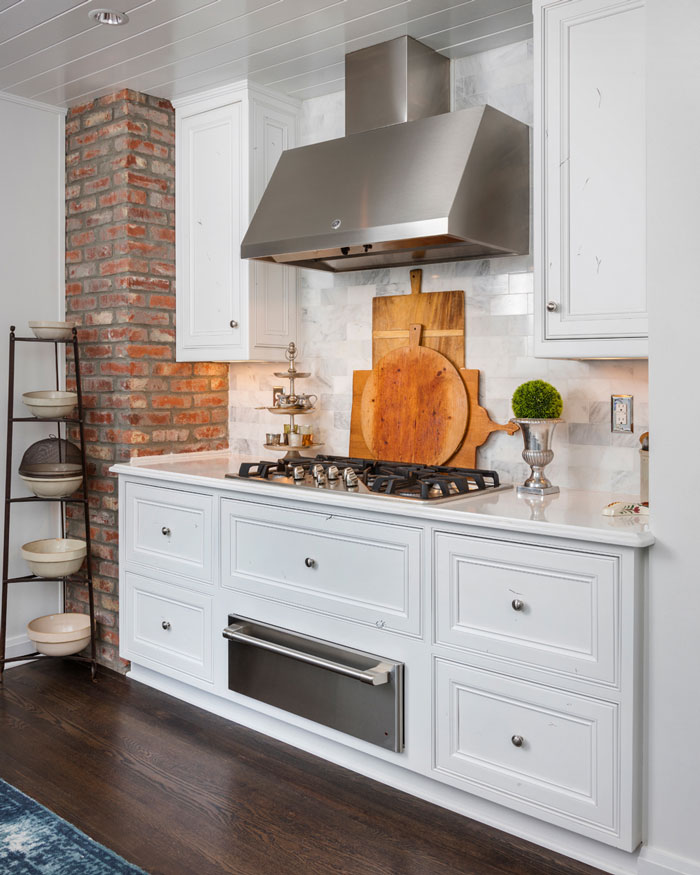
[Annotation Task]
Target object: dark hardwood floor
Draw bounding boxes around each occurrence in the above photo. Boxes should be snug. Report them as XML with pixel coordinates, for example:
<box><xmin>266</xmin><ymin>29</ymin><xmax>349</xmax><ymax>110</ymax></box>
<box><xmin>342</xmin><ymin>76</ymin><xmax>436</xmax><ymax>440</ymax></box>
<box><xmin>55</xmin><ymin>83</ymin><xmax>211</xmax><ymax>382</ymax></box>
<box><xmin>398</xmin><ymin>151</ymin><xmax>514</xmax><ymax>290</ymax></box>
<box><xmin>0</xmin><ymin>660</ymin><xmax>606</xmax><ymax>875</ymax></box>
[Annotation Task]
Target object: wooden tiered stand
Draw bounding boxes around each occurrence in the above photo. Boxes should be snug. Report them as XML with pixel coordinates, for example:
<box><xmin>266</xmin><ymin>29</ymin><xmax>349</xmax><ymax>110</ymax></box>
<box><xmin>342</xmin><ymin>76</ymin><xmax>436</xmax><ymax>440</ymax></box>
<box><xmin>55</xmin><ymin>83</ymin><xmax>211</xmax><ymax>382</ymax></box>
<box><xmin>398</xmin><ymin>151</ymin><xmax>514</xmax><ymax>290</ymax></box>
<box><xmin>0</xmin><ymin>326</ymin><xmax>97</xmax><ymax>682</ymax></box>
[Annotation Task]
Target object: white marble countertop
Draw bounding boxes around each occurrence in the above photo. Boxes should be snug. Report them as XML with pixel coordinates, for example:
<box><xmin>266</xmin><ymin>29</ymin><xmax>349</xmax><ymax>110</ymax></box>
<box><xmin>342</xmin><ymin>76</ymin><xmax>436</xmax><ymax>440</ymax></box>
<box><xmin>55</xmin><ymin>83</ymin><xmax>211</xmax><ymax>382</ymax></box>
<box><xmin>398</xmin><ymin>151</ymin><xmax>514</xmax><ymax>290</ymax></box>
<box><xmin>111</xmin><ymin>451</ymin><xmax>654</xmax><ymax>549</ymax></box>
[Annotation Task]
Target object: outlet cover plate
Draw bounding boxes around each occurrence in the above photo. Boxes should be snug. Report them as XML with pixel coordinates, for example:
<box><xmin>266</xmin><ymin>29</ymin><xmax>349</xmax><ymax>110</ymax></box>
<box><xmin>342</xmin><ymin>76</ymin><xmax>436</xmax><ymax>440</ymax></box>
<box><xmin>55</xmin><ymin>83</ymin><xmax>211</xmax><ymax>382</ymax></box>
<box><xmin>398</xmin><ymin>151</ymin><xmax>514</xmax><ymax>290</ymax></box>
<box><xmin>611</xmin><ymin>395</ymin><xmax>633</xmax><ymax>433</ymax></box>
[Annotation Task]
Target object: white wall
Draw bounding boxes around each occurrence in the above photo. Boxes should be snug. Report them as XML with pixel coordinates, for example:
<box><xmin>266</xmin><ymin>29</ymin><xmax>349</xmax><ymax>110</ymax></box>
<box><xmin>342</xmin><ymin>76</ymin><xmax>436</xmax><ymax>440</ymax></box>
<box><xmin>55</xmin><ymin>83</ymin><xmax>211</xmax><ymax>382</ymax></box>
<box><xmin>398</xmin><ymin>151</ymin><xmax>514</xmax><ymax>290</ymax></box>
<box><xmin>0</xmin><ymin>93</ymin><xmax>65</xmax><ymax>660</ymax></box>
<box><xmin>229</xmin><ymin>41</ymin><xmax>649</xmax><ymax>496</ymax></box>
<box><xmin>640</xmin><ymin>2</ymin><xmax>700</xmax><ymax>874</ymax></box>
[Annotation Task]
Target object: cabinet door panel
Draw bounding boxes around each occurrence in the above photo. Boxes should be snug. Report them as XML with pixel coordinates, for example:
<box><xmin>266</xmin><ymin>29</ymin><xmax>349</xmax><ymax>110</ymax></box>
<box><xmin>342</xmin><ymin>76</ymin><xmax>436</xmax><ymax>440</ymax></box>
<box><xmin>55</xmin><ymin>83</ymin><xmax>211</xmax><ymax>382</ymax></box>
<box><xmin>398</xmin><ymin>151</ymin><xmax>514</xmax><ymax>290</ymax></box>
<box><xmin>251</xmin><ymin>101</ymin><xmax>298</xmax><ymax>351</ymax></box>
<box><xmin>177</xmin><ymin>101</ymin><xmax>243</xmax><ymax>357</ymax></box>
<box><xmin>535</xmin><ymin>0</ymin><xmax>647</xmax><ymax>356</ymax></box>
<box><xmin>434</xmin><ymin>660</ymin><xmax>619</xmax><ymax>837</ymax></box>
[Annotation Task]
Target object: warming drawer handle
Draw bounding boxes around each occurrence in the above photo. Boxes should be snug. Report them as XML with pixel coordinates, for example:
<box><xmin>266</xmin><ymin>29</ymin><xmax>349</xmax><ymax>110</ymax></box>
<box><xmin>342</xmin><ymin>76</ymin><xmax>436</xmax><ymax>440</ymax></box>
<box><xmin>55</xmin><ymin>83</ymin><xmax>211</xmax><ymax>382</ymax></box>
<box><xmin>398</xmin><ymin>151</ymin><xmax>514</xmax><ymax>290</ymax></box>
<box><xmin>222</xmin><ymin>623</ymin><xmax>391</xmax><ymax>686</ymax></box>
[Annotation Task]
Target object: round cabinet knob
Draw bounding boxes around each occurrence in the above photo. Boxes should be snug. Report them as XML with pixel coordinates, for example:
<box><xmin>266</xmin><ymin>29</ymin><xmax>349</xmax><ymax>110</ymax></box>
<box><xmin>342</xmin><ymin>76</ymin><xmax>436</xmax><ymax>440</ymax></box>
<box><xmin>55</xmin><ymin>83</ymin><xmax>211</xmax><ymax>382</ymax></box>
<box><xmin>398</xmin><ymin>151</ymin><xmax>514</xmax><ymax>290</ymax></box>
<box><xmin>161</xmin><ymin>620</ymin><xmax>171</xmax><ymax>631</ymax></box>
<box><xmin>511</xmin><ymin>735</ymin><xmax>524</xmax><ymax>748</ymax></box>
<box><xmin>304</xmin><ymin>557</ymin><xmax>316</xmax><ymax>568</ymax></box>
<box><xmin>546</xmin><ymin>301</ymin><xmax>558</xmax><ymax>312</ymax></box>
<box><xmin>161</xmin><ymin>526</ymin><xmax>171</xmax><ymax>536</ymax></box>
<box><xmin>230</xmin><ymin>319</ymin><xmax>238</xmax><ymax>328</ymax></box>
<box><xmin>511</xmin><ymin>598</ymin><xmax>524</xmax><ymax>611</ymax></box>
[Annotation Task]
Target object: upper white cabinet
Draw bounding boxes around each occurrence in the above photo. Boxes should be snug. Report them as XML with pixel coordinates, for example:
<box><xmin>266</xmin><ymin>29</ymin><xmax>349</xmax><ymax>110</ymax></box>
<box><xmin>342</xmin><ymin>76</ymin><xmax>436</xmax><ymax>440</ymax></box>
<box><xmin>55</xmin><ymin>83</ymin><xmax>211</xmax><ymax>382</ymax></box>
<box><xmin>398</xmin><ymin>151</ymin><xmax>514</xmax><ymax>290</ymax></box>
<box><xmin>534</xmin><ymin>0</ymin><xmax>647</xmax><ymax>358</ymax></box>
<box><xmin>174</xmin><ymin>83</ymin><xmax>300</xmax><ymax>362</ymax></box>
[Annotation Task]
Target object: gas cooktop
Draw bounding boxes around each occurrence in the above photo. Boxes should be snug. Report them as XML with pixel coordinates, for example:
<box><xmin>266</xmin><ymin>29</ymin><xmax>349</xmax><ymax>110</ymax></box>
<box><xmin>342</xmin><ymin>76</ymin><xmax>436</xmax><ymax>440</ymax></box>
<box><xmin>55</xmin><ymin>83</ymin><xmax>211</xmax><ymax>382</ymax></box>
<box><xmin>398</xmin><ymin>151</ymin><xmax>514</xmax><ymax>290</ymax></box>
<box><xmin>226</xmin><ymin>455</ymin><xmax>510</xmax><ymax>503</ymax></box>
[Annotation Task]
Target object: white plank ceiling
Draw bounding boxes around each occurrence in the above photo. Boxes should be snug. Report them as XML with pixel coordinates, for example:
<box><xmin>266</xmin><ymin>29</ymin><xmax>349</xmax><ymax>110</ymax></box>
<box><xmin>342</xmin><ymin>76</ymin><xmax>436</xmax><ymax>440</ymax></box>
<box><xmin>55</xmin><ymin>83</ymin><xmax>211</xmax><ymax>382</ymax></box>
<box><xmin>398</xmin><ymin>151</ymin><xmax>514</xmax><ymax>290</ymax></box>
<box><xmin>0</xmin><ymin>0</ymin><xmax>532</xmax><ymax>108</ymax></box>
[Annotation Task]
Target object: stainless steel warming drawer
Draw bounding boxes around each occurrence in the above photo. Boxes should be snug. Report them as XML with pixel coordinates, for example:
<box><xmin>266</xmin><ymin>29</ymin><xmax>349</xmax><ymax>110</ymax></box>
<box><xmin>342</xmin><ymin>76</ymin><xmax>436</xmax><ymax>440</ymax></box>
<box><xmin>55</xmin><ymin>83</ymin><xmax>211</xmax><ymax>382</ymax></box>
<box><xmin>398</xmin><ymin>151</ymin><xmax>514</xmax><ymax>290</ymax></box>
<box><xmin>223</xmin><ymin>617</ymin><xmax>404</xmax><ymax>752</ymax></box>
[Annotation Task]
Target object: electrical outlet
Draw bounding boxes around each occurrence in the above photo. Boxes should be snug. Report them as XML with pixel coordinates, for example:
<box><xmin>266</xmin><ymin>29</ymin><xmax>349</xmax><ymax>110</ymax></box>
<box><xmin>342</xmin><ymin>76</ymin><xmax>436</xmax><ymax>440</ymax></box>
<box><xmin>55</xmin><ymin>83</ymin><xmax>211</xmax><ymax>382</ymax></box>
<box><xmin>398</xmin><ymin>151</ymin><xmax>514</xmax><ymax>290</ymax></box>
<box><xmin>611</xmin><ymin>395</ymin><xmax>633</xmax><ymax>433</ymax></box>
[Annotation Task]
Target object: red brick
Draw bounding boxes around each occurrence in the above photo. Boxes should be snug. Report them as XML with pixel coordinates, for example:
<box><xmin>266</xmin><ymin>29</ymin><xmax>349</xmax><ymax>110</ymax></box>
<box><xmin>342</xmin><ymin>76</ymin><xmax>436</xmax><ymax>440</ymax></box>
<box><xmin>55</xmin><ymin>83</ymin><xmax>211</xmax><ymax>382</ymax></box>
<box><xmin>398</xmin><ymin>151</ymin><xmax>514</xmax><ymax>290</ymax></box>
<box><xmin>193</xmin><ymin>425</ymin><xmax>226</xmax><ymax>440</ymax></box>
<box><xmin>194</xmin><ymin>362</ymin><xmax>229</xmax><ymax>376</ymax></box>
<box><xmin>86</xmin><ymin>411</ymin><xmax>114</xmax><ymax>425</ymax></box>
<box><xmin>149</xmin><ymin>226</ymin><xmax>175</xmax><ymax>242</ymax></box>
<box><xmin>174</xmin><ymin>411</ymin><xmax>210</xmax><ymax>425</ymax></box>
<box><xmin>100</xmin><ymin>258</ymin><xmax>148</xmax><ymax>276</ymax></box>
<box><xmin>85</xmin><ymin>210</ymin><xmax>113</xmax><ymax>227</ymax></box>
<box><xmin>83</xmin><ymin>176</ymin><xmax>111</xmax><ymax>195</ymax></box>
<box><xmin>149</xmin><ymin>192</ymin><xmax>175</xmax><ymax>210</ymax></box>
<box><xmin>83</xmin><ymin>346</ymin><xmax>112</xmax><ymax>359</ymax></box>
<box><xmin>69</xmin><ymin>101</ymin><xmax>94</xmax><ymax>117</ymax></box>
<box><xmin>124</xmin><ymin>206</ymin><xmax>167</xmax><ymax>224</ymax></box>
<box><xmin>125</xmin><ymin>171</ymin><xmax>169</xmax><ymax>191</ymax></box>
<box><xmin>152</xmin><ymin>395</ymin><xmax>192</xmax><ymax>409</ymax></box>
<box><xmin>152</xmin><ymin>362</ymin><xmax>191</xmax><ymax>376</ymax></box>
<box><xmin>83</xmin><ymin>109</ymin><xmax>112</xmax><ymax>128</ymax></box>
<box><xmin>69</xmin><ymin>197</ymin><xmax>96</xmax><ymax>214</ymax></box>
<box><xmin>148</xmin><ymin>294</ymin><xmax>175</xmax><ymax>309</ymax></box>
<box><xmin>117</xmin><ymin>275</ymin><xmax>169</xmax><ymax>292</ymax></box>
<box><xmin>66</xmin><ymin>249</ymin><xmax>82</xmax><ymax>263</ymax></box>
<box><xmin>150</xmin><ymin>261</ymin><xmax>175</xmax><ymax>276</ymax></box>
<box><xmin>66</xmin><ymin>282</ymin><xmax>82</xmax><ymax>296</ymax></box>
<box><xmin>121</xmin><ymin>412</ymin><xmax>170</xmax><ymax>427</ymax></box>
<box><xmin>100</xmin><ymin>361</ymin><xmax>148</xmax><ymax>376</ymax></box>
<box><xmin>69</xmin><ymin>165</ymin><xmax>97</xmax><ymax>181</ymax></box>
<box><xmin>71</xmin><ymin>230</ymin><xmax>95</xmax><ymax>247</ymax></box>
<box><xmin>193</xmin><ymin>394</ymin><xmax>227</xmax><ymax>408</ymax></box>
<box><xmin>83</xmin><ymin>144</ymin><xmax>111</xmax><ymax>160</ymax></box>
<box><xmin>171</xmin><ymin>378</ymin><xmax>209</xmax><ymax>393</ymax></box>
<box><xmin>84</xmin><ymin>244</ymin><xmax>112</xmax><ymax>260</ymax></box>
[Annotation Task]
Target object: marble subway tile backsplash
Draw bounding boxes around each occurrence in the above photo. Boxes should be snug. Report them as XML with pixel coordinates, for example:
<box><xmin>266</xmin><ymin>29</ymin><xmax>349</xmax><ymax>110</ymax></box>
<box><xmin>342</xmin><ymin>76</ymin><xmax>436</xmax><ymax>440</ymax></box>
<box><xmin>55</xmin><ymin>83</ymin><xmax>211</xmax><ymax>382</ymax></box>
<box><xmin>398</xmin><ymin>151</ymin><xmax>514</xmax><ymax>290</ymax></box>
<box><xmin>229</xmin><ymin>40</ymin><xmax>648</xmax><ymax>495</ymax></box>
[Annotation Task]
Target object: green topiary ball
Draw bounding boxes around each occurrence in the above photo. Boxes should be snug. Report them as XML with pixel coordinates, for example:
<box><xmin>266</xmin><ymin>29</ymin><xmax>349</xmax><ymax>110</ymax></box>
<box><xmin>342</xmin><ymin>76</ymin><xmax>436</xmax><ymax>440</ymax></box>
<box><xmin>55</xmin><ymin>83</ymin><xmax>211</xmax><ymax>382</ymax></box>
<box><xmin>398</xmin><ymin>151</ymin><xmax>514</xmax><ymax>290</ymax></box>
<box><xmin>512</xmin><ymin>379</ymin><xmax>563</xmax><ymax>419</ymax></box>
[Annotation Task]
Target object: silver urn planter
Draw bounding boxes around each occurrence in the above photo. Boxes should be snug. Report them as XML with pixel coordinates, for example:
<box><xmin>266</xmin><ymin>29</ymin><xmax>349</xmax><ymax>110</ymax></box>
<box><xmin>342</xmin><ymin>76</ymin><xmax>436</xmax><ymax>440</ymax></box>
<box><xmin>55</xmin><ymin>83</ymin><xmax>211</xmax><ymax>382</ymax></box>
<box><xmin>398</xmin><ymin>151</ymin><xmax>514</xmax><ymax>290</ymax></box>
<box><xmin>511</xmin><ymin>418</ymin><xmax>562</xmax><ymax>496</ymax></box>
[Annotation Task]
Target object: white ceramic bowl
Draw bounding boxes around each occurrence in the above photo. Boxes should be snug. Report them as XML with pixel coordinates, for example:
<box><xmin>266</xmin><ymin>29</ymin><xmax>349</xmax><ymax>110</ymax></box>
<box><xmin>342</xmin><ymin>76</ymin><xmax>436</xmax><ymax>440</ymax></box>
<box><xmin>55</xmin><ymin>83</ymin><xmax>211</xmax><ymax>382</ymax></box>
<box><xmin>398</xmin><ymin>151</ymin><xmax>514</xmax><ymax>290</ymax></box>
<box><xmin>22</xmin><ymin>390</ymin><xmax>77</xmax><ymax>419</ymax></box>
<box><xmin>21</xmin><ymin>538</ymin><xmax>86</xmax><ymax>578</ymax></box>
<box><xmin>26</xmin><ymin>613</ymin><xmax>91</xmax><ymax>656</ymax></box>
<box><xmin>28</xmin><ymin>321</ymin><xmax>75</xmax><ymax>341</ymax></box>
<box><xmin>20</xmin><ymin>473</ymin><xmax>83</xmax><ymax>498</ymax></box>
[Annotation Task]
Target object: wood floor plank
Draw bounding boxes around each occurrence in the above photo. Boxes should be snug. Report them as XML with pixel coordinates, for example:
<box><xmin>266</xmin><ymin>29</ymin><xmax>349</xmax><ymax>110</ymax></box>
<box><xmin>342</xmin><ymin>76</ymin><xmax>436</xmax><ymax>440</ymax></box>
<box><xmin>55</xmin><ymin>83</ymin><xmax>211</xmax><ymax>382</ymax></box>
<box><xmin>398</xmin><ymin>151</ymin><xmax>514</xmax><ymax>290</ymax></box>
<box><xmin>0</xmin><ymin>661</ymin><xmax>607</xmax><ymax>875</ymax></box>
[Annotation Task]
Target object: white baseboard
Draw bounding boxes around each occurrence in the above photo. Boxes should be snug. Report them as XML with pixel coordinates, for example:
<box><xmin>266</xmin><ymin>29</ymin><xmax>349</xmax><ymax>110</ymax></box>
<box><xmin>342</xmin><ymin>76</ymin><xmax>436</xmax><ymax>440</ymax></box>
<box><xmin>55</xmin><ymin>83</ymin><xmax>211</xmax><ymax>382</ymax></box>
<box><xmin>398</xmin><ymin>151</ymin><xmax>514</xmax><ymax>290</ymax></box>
<box><xmin>638</xmin><ymin>848</ymin><xmax>700</xmax><ymax>875</ymax></box>
<box><xmin>4</xmin><ymin>633</ymin><xmax>36</xmax><ymax>668</ymax></box>
<box><xmin>128</xmin><ymin>663</ymin><xmax>640</xmax><ymax>875</ymax></box>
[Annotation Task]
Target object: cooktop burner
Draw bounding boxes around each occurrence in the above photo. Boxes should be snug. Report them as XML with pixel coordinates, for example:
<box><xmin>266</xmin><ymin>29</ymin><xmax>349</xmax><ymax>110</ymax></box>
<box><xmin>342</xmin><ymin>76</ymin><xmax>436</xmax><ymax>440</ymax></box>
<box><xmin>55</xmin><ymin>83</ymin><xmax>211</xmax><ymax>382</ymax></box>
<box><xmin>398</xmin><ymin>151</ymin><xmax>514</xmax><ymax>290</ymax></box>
<box><xmin>226</xmin><ymin>455</ymin><xmax>510</xmax><ymax>503</ymax></box>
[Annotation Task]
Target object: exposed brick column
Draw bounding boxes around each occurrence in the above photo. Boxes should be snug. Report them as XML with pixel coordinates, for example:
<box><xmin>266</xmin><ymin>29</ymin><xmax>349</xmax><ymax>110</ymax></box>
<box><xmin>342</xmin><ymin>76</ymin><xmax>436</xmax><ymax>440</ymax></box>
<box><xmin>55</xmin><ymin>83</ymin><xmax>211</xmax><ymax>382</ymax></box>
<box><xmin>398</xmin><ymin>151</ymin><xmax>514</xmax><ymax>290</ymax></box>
<box><xmin>64</xmin><ymin>89</ymin><xmax>229</xmax><ymax>670</ymax></box>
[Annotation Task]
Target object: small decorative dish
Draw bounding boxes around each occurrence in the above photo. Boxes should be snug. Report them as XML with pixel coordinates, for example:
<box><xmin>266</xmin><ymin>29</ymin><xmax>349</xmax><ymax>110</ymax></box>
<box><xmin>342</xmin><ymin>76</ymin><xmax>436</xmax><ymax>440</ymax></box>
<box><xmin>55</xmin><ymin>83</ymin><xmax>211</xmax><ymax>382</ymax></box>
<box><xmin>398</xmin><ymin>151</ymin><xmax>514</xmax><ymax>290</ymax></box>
<box><xmin>22</xmin><ymin>390</ymin><xmax>78</xmax><ymax>419</ymax></box>
<box><xmin>20</xmin><ymin>472</ymin><xmax>83</xmax><ymax>498</ymax></box>
<box><xmin>21</xmin><ymin>538</ymin><xmax>86</xmax><ymax>578</ymax></box>
<box><xmin>26</xmin><ymin>613</ymin><xmax>91</xmax><ymax>656</ymax></box>
<box><xmin>28</xmin><ymin>321</ymin><xmax>75</xmax><ymax>341</ymax></box>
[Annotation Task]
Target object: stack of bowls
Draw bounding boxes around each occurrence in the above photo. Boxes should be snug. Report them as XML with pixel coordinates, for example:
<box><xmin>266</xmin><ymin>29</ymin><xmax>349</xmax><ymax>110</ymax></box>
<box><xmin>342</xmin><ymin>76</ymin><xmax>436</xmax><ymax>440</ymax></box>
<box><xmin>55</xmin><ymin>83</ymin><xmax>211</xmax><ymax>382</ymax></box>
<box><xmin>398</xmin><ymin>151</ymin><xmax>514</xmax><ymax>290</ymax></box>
<box><xmin>19</xmin><ymin>437</ymin><xmax>83</xmax><ymax>498</ymax></box>
<box><xmin>22</xmin><ymin>390</ymin><xmax>77</xmax><ymax>419</ymax></box>
<box><xmin>26</xmin><ymin>613</ymin><xmax>91</xmax><ymax>656</ymax></box>
<box><xmin>19</xmin><ymin>463</ymin><xmax>83</xmax><ymax>498</ymax></box>
<box><xmin>28</xmin><ymin>321</ymin><xmax>75</xmax><ymax>341</ymax></box>
<box><xmin>21</xmin><ymin>538</ymin><xmax>87</xmax><ymax>578</ymax></box>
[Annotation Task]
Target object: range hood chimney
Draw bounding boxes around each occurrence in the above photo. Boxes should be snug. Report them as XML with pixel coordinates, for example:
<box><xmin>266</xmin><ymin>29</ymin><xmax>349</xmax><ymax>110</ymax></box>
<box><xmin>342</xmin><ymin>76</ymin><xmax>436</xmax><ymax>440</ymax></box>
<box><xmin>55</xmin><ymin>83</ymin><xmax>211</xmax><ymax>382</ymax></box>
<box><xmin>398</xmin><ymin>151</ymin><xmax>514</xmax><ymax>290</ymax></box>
<box><xmin>241</xmin><ymin>36</ymin><xmax>529</xmax><ymax>273</ymax></box>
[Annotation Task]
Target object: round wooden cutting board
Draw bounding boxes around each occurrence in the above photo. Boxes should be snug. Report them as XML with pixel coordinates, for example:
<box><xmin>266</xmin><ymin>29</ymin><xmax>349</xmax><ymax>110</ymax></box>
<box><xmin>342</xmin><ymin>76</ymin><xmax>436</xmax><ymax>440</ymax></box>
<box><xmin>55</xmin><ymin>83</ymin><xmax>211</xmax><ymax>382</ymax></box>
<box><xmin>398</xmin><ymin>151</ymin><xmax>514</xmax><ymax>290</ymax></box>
<box><xmin>360</xmin><ymin>324</ymin><xmax>469</xmax><ymax>466</ymax></box>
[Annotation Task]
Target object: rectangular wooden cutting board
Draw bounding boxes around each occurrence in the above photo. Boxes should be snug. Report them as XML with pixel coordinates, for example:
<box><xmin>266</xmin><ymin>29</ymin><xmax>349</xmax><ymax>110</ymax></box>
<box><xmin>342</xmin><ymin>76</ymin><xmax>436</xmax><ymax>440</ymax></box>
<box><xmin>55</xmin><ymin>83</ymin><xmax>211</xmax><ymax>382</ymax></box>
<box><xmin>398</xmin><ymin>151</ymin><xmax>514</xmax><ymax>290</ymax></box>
<box><xmin>371</xmin><ymin>269</ymin><xmax>465</xmax><ymax>369</ymax></box>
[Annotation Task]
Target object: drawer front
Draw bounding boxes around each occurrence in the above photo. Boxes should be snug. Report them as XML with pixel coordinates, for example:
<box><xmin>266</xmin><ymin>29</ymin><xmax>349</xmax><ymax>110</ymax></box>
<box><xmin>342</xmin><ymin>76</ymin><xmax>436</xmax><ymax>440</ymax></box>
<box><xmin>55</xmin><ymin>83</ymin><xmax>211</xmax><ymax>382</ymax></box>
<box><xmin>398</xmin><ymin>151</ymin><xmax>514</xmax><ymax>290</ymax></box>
<box><xmin>435</xmin><ymin>533</ymin><xmax>619</xmax><ymax>686</ymax></box>
<box><xmin>123</xmin><ymin>572</ymin><xmax>212</xmax><ymax>681</ymax></box>
<box><xmin>434</xmin><ymin>659</ymin><xmax>617</xmax><ymax>834</ymax></box>
<box><xmin>221</xmin><ymin>498</ymin><xmax>421</xmax><ymax>637</ymax></box>
<box><xmin>125</xmin><ymin>482</ymin><xmax>213</xmax><ymax>582</ymax></box>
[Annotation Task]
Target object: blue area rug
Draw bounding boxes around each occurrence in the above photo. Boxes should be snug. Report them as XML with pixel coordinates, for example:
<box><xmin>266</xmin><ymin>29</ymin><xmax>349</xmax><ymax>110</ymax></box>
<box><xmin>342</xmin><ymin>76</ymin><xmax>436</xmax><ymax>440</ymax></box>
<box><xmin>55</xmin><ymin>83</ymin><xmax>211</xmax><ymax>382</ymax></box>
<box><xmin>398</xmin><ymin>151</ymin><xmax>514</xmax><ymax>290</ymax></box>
<box><xmin>0</xmin><ymin>779</ymin><xmax>147</xmax><ymax>874</ymax></box>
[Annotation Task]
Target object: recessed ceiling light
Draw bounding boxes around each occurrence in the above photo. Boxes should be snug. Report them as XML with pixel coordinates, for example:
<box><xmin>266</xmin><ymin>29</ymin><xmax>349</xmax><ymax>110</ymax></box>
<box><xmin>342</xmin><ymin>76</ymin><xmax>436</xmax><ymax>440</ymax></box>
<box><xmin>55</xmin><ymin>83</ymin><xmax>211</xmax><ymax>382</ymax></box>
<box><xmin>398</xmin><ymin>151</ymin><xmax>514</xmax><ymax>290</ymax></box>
<box><xmin>88</xmin><ymin>9</ymin><xmax>129</xmax><ymax>26</ymax></box>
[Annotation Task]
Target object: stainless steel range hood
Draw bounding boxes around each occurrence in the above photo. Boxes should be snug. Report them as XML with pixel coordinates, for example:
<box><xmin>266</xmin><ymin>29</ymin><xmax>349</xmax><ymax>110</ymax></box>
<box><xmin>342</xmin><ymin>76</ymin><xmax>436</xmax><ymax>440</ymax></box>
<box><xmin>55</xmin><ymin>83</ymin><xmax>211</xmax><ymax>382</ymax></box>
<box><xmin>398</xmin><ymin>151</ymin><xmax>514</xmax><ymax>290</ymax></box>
<box><xmin>241</xmin><ymin>37</ymin><xmax>529</xmax><ymax>273</ymax></box>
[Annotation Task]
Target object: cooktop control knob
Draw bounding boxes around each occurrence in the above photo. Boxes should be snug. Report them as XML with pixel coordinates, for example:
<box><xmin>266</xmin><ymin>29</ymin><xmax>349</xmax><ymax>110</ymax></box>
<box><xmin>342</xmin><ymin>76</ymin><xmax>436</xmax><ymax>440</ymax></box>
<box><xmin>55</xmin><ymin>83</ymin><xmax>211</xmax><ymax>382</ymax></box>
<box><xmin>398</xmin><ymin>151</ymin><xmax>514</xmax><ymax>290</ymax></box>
<box><xmin>343</xmin><ymin>467</ymin><xmax>359</xmax><ymax>488</ymax></box>
<box><xmin>315</xmin><ymin>471</ymin><xmax>327</xmax><ymax>486</ymax></box>
<box><xmin>327</xmin><ymin>465</ymin><xmax>339</xmax><ymax>481</ymax></box>
<box><xmin>312</xmin><ymin>464</ymin><xmax>325</xmax><ymax>480</ymax></box>
<box><xmin>292</xmin><ymin>466</ymin><xmax>306</xmax><ymax>481</ymax></box>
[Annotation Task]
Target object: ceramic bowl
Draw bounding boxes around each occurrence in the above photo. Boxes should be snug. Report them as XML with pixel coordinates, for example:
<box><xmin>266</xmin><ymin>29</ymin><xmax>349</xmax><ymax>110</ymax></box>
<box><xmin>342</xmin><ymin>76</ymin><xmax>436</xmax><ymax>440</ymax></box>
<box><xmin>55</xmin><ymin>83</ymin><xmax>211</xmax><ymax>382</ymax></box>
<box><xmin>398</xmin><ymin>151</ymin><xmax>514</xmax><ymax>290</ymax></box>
<box><xmin>28</xmin><ymin>321</ymin><xmax>75</xmax><ymax>341</ymax></box>
<box><xmin>20</xmin><ymin>473</ymin><xmax>83</xmax><ymax>498</ymax></box>
<box><xmin>22</xmin><ymin>390</ymin><xmax>77</xmax><ymax>419</ymax></box>
<box><xmin>18</xmin><ymin>462</ymin><xmax>82</xmax><ymax>479</ymax></box>
<box><xmin>26</xmin><ymin>613</ymin><xmax>91</xmax><ymax>656</ymax></box>
<box><xmin>21</xmin><ymin>538</ymin><xmax>86</xmax><ymax>578</ymax></box>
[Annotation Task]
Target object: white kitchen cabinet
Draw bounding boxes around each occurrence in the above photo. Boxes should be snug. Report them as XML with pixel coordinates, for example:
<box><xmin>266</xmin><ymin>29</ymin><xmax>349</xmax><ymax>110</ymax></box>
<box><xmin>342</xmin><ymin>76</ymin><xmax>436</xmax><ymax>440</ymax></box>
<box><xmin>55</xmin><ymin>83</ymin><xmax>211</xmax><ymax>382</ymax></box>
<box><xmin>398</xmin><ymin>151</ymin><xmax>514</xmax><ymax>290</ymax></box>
<box><xmin>174</xmin><ymin>82</ymin><xmax>300</xmax><ymax>362</ymax></box>
<box><xmin>115</xmin><ymin>460</ymin><xmax>646</xmax><ymax>858</ymax></box>
<box><xmin>534</xmin><ymin>0</ymin><xmax>647</xmax><ymax>358</ymax></box>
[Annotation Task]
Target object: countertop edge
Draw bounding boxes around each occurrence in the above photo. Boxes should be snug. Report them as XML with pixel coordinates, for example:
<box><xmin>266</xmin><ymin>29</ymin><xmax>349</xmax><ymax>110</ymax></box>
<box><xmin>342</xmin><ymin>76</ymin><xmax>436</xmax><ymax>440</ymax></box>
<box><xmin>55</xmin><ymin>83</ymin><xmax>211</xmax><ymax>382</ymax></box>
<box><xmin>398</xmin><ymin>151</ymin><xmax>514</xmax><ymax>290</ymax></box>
<box><xmin>110</xmin><ymin>459</ymin><xmax>654</xmax><ymax>549</ymax></box>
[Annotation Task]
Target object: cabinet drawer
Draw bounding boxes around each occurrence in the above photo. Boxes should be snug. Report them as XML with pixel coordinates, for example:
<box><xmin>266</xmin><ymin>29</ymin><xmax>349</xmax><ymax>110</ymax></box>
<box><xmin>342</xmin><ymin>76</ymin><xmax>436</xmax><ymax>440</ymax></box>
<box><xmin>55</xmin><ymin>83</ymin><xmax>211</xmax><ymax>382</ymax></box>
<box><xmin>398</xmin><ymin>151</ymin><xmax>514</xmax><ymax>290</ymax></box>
<box><xmin>221</xmin><ymin>498</ymin><xmax>421</xmax><ymax>637</ymax></box>
<box><xmin>122</xmin><ymin>572</ymin><xmax>212</xmax><ymax>681</ymax></box>
<box><xmin>434</xmin><ymin>659</ymin><xmax>617</xmax><ymax>835</ymax></box>
<box><xmin>125</xmin><ymin>482</ymin><xmax>213</xmax><ymax>582</ymax></box>
<box><xmin>435</xmin><ymin>533</ymin><xmax>619</xmax><ymax>686</ymax></box>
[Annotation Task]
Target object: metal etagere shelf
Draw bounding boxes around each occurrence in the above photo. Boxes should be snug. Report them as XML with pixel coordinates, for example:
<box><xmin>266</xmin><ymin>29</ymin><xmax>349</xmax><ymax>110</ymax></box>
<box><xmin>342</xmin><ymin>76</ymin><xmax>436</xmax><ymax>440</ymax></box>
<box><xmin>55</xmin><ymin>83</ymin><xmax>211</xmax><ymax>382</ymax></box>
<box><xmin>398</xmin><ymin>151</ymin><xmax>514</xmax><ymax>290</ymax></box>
<box><xmin>0</xmin><ymin>326</ymin><xmax>97</xmax><ymax>682</ymax></box>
